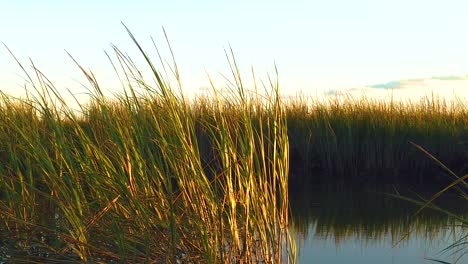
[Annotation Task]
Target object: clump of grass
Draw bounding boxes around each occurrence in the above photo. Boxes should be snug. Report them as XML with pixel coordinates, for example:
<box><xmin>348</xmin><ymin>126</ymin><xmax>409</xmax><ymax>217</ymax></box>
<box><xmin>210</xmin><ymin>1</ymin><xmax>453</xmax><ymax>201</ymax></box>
<box><xmin>0</xmin><ymin>28</ymin><xmax>294</xmax><ymax>263</ymax></box>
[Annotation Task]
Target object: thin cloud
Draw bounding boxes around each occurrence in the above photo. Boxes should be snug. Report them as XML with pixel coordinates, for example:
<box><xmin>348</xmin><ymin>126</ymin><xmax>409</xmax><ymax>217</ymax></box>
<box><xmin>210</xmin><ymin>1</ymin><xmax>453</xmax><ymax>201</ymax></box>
<box><xmin>323</xmin><ymin>76</ymin><xmax>468</xmax><ymax>101</ymax></box>
<box><xmin>431</xmin><ymin>75</ymin><xmax>467</xmax><ymax>81</ymax></box>
<box><xmin>369</xmin><ymin>80</ymin><xmax>402</xmax><ymax>89</ymax></box>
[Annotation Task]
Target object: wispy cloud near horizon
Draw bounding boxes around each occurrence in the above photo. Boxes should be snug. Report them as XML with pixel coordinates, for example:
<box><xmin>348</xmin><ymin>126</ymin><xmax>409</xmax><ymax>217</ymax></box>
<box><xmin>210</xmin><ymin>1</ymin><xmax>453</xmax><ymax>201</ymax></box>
<box><xmin>325</xmin><ymin>76</ymin><xmax>468</xmax><ymax>102</ymax></box>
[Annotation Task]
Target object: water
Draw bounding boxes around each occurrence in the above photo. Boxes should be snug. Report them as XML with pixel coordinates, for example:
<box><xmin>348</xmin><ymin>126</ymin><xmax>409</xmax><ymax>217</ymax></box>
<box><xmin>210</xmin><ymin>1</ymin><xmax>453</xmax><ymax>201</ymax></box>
<box><xmin>296</xmin><ymin>228</ymin><xmax>461</xmax><ymax>264</ymax></box>
<box><xmin>289</xmin><ymin>184</ymin><xmax>467</xmax><ymax>263</ymax></box>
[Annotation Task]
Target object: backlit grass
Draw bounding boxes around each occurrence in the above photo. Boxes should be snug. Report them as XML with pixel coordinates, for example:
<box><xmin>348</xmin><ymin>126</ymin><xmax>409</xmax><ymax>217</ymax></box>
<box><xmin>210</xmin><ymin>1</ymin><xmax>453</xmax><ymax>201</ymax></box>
<box><xmin>0</xmin><ymin>29</ymin><xmax>293</xmax><ymax>263</ymax></box>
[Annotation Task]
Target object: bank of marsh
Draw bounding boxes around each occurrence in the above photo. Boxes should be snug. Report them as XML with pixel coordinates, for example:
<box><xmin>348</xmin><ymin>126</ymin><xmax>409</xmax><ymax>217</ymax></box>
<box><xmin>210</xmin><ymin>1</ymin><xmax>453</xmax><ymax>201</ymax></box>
<box><xmin>286</xmin><ymin>95</ymin><xmax>468</xmax><ymax>187</ymax></box>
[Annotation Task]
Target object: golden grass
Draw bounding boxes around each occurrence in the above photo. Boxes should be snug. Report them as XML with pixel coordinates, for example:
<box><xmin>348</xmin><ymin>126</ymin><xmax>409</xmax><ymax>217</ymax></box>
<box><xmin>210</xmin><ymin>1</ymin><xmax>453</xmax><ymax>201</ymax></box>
<box><xmin>0</xmin><ymin>29</ymin><xmax>294</xmax><ymax>263</ymax></box>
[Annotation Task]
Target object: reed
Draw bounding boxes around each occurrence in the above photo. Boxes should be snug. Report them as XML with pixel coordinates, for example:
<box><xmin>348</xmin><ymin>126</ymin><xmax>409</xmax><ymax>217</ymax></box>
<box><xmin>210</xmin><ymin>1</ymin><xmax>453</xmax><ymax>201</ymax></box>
<box><xmin>0</xmin><ymin>29</ymin><xmax>294</xmax><ymax>263</ymax></box>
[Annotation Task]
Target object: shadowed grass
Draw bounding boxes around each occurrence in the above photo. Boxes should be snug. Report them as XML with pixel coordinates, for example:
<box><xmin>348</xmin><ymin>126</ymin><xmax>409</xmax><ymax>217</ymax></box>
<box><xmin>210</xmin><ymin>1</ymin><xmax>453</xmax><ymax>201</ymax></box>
<box><xmin>286</xmin><ymin>95</ymin><xmax>468</xmax><ymax>186</ymax></box>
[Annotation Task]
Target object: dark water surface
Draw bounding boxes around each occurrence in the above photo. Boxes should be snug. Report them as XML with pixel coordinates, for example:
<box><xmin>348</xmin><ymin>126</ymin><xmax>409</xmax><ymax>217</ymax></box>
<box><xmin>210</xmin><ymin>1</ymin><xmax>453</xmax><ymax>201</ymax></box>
<box><xmin>289</xmin><ymin>184</ymin><xmax>467</xmax><ymax>263</ymax></box>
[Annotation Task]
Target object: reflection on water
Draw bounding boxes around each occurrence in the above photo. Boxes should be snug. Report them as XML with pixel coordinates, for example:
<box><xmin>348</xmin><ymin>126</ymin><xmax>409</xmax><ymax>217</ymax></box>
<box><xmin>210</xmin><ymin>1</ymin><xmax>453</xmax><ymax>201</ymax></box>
<box><xmin>289</xmin><ymin>184</ymin><xmax>467</xmax><ymax>263</ymax></box>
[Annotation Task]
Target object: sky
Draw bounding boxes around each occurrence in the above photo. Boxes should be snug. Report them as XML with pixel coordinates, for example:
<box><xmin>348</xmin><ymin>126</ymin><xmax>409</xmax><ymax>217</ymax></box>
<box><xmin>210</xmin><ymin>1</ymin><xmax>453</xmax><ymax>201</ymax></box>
<box><xmin>1</xmin><ymin>0</ymin><xmax>468</xmax><ymax>103</ymax></box>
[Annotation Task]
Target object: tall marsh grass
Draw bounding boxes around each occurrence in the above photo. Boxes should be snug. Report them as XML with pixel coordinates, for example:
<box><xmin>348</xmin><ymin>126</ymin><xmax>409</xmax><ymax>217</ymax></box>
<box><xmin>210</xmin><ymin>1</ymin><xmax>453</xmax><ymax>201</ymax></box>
<box><xmin>0</xmin><ymin>29</ymin><xmax>294</xmax><ymax>263</ymax></box>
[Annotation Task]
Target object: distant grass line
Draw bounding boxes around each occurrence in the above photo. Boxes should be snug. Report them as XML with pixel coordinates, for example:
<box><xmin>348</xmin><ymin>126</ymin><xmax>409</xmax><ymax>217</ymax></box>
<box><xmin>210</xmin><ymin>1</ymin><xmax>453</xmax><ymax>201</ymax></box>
<box><xmin>65</xmin><ymin>92</ymin><xmax>468</xmax><ymax>188</ymax></box>
<box><xmin>286</xmin><ymin>95</ymin><xmax>468</xmax><ymax>186</ymax></box>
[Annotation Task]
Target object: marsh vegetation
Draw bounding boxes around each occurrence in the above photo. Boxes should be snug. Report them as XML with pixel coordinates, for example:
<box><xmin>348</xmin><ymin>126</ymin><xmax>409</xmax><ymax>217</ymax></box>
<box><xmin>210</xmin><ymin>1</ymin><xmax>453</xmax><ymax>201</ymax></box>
<box><xmin>0</xmin><ymin>28</ymin><xmax>466</xmax><ymax>263</ymax></box>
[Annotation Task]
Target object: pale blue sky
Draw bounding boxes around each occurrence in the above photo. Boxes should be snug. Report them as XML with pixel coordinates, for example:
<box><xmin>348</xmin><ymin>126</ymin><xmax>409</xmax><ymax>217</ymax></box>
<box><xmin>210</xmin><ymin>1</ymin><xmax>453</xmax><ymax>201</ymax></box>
<box><xmin>2</xmin><ymin>0</ymin><xmax>468</xmax><ymax>100</ymax></box>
